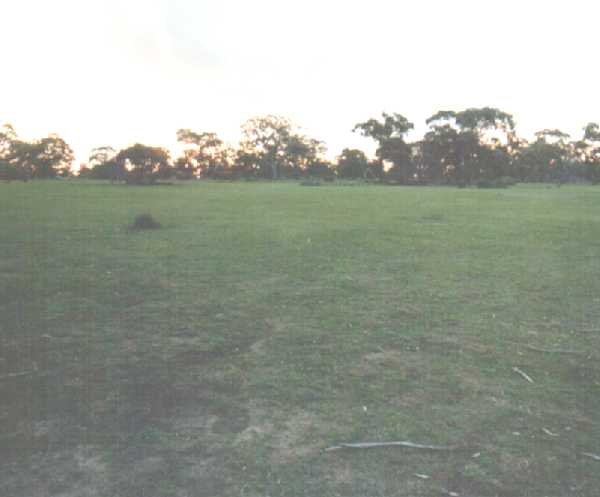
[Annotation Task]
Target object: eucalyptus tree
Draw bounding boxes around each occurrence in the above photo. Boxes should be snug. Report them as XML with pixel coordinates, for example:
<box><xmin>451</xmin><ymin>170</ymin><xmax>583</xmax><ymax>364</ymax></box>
<box><xmin>240</xmin><ymin>115</ymin><xmax>292</xmax><ymax>179</ymax></box>
<box><xmin>240</xmin><ymin>116</ymin><xmax>325</xmax><ymax>179</ymax></box>
<box><xmin>515</xmin><ymin>129</ymin><xmax>571</xmax><ymax>182</ymax></box>
<box><xmin>1</xmin><ymin>126</ymin><xmax>75</xmax><ymax>180</ymax></box>
<box><xmin>582</xmin><ymin>122</ymin><xmax>600</xmax><ymax>183</ymax></box>
<box><xmin>7</xmin><ymin>134</ymin><xmax>74</xmax><ymax>179</ymax></box>
<box><xmin>88</xmin><ymin>146</ymin><xmax>123</xmax><ymax>182</ymax></box>
<box><xmin>0</xmin><ymin>124</ymin><xmax>23</xmax><ymax>180</ymax></box>
<box><xmin>353</xmin><ymin>113</ymin><xmax>414</xmax><ymax>182</ymax></box>
<box><xmin>336</xmin><ymin>148</ymin><xmax>370</xmax><ymax>179</ymax></box>
<box><xmin>115</xmin><ymin>144</ymin><xmax>173</xmax><ymax>185</ymax></box>
<box><xmin>423</xmin><ymin>108</ymin><xmax>515</xmax><ymax>184</ymax></box>
<box><xmin>176</xmin><ymin>129</ymin><xmax>231</xmax><ymax>178</ymax></box>
<box><xmin>0</xmin><ymin>123</ymin><xmax>17</xmax><ymax>158</ymax></box>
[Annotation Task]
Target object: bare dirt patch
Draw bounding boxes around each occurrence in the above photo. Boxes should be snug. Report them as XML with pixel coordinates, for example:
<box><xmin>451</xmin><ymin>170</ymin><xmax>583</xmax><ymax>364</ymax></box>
<box><xmin>234</xmin><ymin>401</ymin><xmax>275</xmax><ymax>446</ymax></box>
<box><xmin>2</xmin><ymin>446</ymin><xmax>110</xmax><ymax>497</ymax></box>
<box><xmin>269</xmin><ymin>411</ymin><xmax>323</xmax><ymax>464</ymax></box>
<box><xmin>249</xmin><ymin>317</ymin><xmax>288</xmax><ymax>356</ymax></box>
<box><xmin>235</xmin><ymin>403</ymin><xmax>328</xmax><ymax>465</ymax></box>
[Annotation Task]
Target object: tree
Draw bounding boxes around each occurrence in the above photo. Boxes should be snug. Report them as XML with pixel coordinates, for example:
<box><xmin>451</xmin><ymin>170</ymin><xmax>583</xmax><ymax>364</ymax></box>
<box><xmin>353</xmin><ymin>113</ymin><xmax>415</xmax><ymax>183</ymax></box>
<box><xmin>281</xmin><ymin>134</ymin><xmax>326</xmax><ymax>177</ymax></box>
<box><xmin>240</xmin><ymin>115</ymin><xmax>292</xmax><ymax>179</ymax></box>
<box><xmin>228</xmin><ymin>149</ymin><xmax>257</xmax><ymax>179</ymax></box>
<box><xmin>514</xmin><ymin>130</ymin><xmax>571</xmax><ymax>182</ymax></box>
<box><xmin>77</xmin><ymin>164</ymin><xmax>92</xmax><ymax>178</ymax></box>
<box><xmin>115</xmin><ymin>144</ymin><xmax>172</xmax><ymax>185</ymax></box>
<box><xmin>453</xmin><ymin>108</ymin><xmax>515</xmax><ymax>139</ymax></box>
<box><xmin>173</xmin><ymin>155</ymin><xmax>197</xmax><ymax>180</ymax></box>
<box><xmin>582</xmin><ymin>123</ymin><xmax>600</xmax><ymax>183</ymax></box>
<box><xmin>7</xmin><ymin>134</ymin><xmax>74</xmax><ymax>179</ymax></box>
<box><xmin>35</xmin><ymin>135</ymin><xmax>74</xmax><ymax>178</ymax></box>
<box><xmin>420</xmin><ymin>124</ymin><xmax>460</xmax><ymax>184</ymax></box>
<box><xmin>336</xmin><ymin>148</ymin><xmax>370</xmax><ymax>179</ymax></box>
<box><xmin>0</xmin><ymin>124</ymin><xmax>27</xmax><ymax>181</ymax></box>
<box><xmin>88</xmin><ymin>146</ymin><xmax>123</xmax><ymax>181</ymax></box>
<box><xmin>240</xmin><ymin>116</ymin><xmax>325</xmax><ymax>179</ymax></box>
<box><xmin>176</xmin><ymin>129</ymin><xmax>230</xmax><ymax>179</ymax></box>
<box><xmin>353</xmin><ymin>113</ymin><xmax>414</xmax><ymax>142</ymax></box>
<box><xmin>377</xmin><ymin>137</ymin><xmax>414</xmax><ymax>183</ymax></box>
<box><xmin>0</xmin><ymin>124</ymin><xmax>17</xmax><ymax>158</ymax></box>
<box><xmin>423</xmin><ymin>108</ymin><xmax>516</xmax><ymax>185</ymax></box>
<box><xmin>304</xmin><ymin>158</ymin><xmax>334</xmax><ymax>179</ymax></box>
<box><xmin>584</xmin><ymin>122</ymin><xmax>600</xmax><ymax>142</ymax></box>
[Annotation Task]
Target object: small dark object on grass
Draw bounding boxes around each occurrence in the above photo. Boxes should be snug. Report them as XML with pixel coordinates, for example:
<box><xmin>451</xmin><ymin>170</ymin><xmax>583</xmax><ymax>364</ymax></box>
<box><xmin>130</xmin><ymin>213</ymin><xmax>162</xmax><ymax>231</ymax></box>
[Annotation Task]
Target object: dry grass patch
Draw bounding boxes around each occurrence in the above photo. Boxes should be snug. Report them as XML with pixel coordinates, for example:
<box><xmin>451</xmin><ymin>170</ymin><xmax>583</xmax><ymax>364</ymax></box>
<box><xmin>350</xmin><ymin>348</ymin><xmax>416</xmax><ymax>378</ymax></box>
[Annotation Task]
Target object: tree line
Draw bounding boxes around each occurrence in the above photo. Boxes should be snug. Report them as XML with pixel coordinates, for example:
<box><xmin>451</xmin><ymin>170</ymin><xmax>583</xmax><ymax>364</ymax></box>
<box><xmin>2</xmin><ymin>108</ymin><xmax>600</xmax><ymax>185</ymax></box>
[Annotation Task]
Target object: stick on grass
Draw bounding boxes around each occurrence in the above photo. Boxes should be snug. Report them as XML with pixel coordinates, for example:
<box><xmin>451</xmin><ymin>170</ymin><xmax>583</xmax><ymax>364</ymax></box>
<box><xmin>582</xmin><ymin>452</ymin><xmax>600</xmax><ymax>461</ymax></box>
<box><xmin>512</xmin><ymin>367</ymin><xmax>535</xmax><ymax>383</ymax></box>
<box><xmin>325</xmin><ymin>441</ymin><xmax>458</xmax><ymax>452</ymax></box>
<box><xmin>0</xmin><ymin>371</ymin><xmax>35</xmax><ymax>381</ymax></box>
<box><xmin>525</xmin><ymin>345</ymin><xmax>582</xmax><ymax>355</ymax></box>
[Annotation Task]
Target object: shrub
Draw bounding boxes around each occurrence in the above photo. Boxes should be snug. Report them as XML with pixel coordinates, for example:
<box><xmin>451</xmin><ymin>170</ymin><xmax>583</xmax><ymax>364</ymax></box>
<box><xmin>130</xmin><ymin>213</ymin><xmax>161</xmax><ymax>231</ymax></box>
<box><xmin>0</xmin><ymin>161</ymin><xmax>29</xmax><ymax>181</ymax></box>
<box><xmin>476</xmin><ymin>180</ymin><xmax>496</xmax><ymax>188</ymax></box>
<box><xmin>498</xmin><ymin>176</ymin><xmax>518</xmax><ymax>187</ymax></box>
<box><xmin>477</xmin><ymin>177</ymin><xmax>516</xmax><ymax>189</ymax></box>
<box><xmin>300</xmin><ymin>178</ymin><xmax>321</xmax><ymax>187</ymax></box>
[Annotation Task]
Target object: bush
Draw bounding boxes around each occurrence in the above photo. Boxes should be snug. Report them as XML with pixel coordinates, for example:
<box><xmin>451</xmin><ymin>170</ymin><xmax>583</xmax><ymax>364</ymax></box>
<box><xmin>477</xmin><ymin>177</ymin><xmax>517</xmax><ymax>189</ymax></box>
<box><xmin>130</xmin><ymin>213</ymin><xmax>162</xmax><ymax>231</ymax></box>
<box><xmin>0</xmin><ymin>161</ymin><xmax>29</xmax><ymax>181</ymax></box>
<box><xmin>498</xmin><ymin>176</ymin><xmax>518</xmax><ymax>187</ymax></box>
<box><xmin>476</xmin><ymin>180</ymin><xmax>496</xmax><ymax>188</ymax></box>
<box><xmin>300</xmin><ymin>178</ymin><xmax>321</xmax><ymax>187</ymax></box>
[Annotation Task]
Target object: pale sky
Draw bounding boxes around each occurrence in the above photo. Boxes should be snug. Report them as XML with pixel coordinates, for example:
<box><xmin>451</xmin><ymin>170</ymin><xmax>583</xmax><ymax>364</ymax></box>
<box><xmin>2</xmin><ymin>0</ymin><xmax>600</xmax><ymax>164</ymax></box>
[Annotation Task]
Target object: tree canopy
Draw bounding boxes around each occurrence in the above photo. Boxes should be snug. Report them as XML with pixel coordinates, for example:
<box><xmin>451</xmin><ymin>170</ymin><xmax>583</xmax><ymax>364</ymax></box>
<box><xmin>4</xmin><ymin>107</ymin><xmax>600</xmax><ymax>185</ymax></box>
<box><xmin>115</xmin><ymin>144</ymin><xmax>172</xmax><ymax>185</ymax></box>
<box><xmin>239</xmin><ymin>116</ymin><xmax>326</xmax><ymax>179</ymax></box>
<box><xmin>0</xmin><ymin>126</ymin><xmax>74</xmax><ymax>180</ymax></box>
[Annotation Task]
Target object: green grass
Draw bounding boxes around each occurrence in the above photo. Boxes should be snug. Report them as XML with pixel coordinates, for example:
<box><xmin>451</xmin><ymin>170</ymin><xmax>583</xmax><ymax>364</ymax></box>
<box><xmin>1</xmin><ymin>180</ymin><xmax>599</xmax><ymax>496</ymax></box>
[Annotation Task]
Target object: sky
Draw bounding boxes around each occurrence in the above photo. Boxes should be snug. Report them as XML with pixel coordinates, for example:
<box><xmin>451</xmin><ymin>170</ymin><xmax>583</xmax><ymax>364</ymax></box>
<box><xmin>2</xmin><ymin>0</ymin><xmax>600</xmax><ymax>164</ymax></box>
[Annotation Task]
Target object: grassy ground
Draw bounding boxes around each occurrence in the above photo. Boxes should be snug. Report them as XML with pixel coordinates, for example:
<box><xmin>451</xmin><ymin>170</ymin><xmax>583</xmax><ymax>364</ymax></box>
<box><xmin>1</xmin><ymin>180</ymin><xmax>599</xmax><ymax>497</ymax></box>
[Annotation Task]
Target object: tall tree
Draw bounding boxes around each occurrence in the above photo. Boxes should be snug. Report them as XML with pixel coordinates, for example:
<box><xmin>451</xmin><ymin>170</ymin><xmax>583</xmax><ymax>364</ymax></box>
<box><xmin>240</xmin><ymin>116</ymin><xmax>292</xmax><ymax>179</ymax></box>
<box><xmin>115</xmin><ymin>144</ymin><xmax>172</xmax><ymax>185</ymax></box>
<box><xmin>353</xmin><ymin>113</ymin><xmax>414</xmax><ymax>142</ymax></box>
<box><xmin>582</xmin><ymin>122</ymin><xmax>600</xmax><ymax>183</ymax></box>
<box><xmin>281</xmin><ymin>134</ymin><xmax>326</xmax><ymax>177</ymax></box>
<box><xmin>584</xmin><ymin>122</ymin><xmax>600</xmax><ymax>142</ymax></box>
<box><xmin>0</xmin><ymin>124</ymin><xmax>17</xmax><ymax>158</ymax></box>
<box><xmin>7</xmin><ymin>134</ymin><xmax>74</xmax><ymax>179</ymax></box>
<box><xmin>420</xmin><ymin>124</ymin><xmax>461</xmax><ymax>184</ymax></box>
<box><xmin>353</xmin><ymin>113</ymin><xmax>415</xmax><ymax>182</ymax></box>
<box><xmin>88</xmin><ymin>146</ymin><xmax>123</xmax><ymax>182</ymax></box>
<box><xmin>453</xmin><ymin>107</ymin><xmax>515</xmax><ymax>140</ymax></box>
<box><xmin>424</xmin><ymin>108</ymin><xmax>515</xmax><ymax>184</ymax></box>
<box><xmin>0</xmin><ymin>124</ymin><xmax>25</xmax><ymax>181</ymax></box>
<box><xmin>176</xmin><ymin>129</ymin><xmax>230</xmax><ymax>178</ymax></box>
<box><xmin>515</xmin><ymin>130</ymin><xmax>571</xmax><ymax>182</ymax></box>
<box><xmin>336</xmin><ymin>148</ymin><xmax>370</xmax><ymax>179</ymax></box>
<box><xmin>304</xmin><ymin>158</ymin><xmax>334</xmax><ymax>179</ymax></box>
<box><xmin>534</xmin><ymin>129</ymin><xmax>570</xmax><ymax>145</ymax></box>
<box><xmin>239</xmin><ymin>116</ymin><xmax>324</xmax><ymax>179</ymax></box>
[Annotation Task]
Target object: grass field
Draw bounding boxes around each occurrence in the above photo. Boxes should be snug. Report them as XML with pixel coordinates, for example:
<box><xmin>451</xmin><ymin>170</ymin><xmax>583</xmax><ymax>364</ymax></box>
<box><xmin>1</xmin><ymin>180</ymin><xmax>599</xmax><ymax>497</ymax></box>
